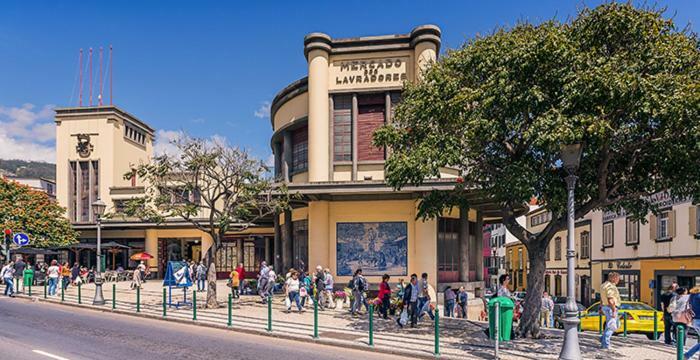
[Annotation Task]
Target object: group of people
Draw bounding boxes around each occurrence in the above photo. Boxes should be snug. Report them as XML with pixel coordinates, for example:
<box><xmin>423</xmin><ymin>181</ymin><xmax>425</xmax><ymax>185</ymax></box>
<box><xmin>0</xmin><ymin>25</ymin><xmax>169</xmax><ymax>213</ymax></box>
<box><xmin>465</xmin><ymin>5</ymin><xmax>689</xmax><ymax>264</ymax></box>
<box><xmin>280</xmin><ymin>264</ymin><xmax>334</xmax><ymax>312</ymax></box>
<box><xmin>1</xmin><ymin>258</ymin><xmax>92</xmax><ymax>297</ymax></box>
<box><xmin>660</xmin><ymin>281</ymin><xmax>700</xmax><ymax>358</ymax></box>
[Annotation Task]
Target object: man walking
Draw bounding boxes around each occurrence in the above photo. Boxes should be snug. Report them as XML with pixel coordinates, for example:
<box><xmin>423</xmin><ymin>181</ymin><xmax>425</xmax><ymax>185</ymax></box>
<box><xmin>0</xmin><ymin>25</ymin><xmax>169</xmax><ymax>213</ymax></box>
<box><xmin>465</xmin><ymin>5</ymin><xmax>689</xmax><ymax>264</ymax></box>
<box><xmin>660</xmin><ymin>282</ymin><xmax>679</xmax><ymax>345</ymax></box>
<box><xmin>196</xmin><ymin>261</ymin><xmax>207</xmax><ymax>292</ymax></box>
<box><xmin>258</xmin><ymin>261</ymin><xmax>270</xmax><ymax>302</ymax></box>
<box><xmin>2</xmin><ymin>261</ymin><xmax>15</xmax><ymax>297</ymax></box>
<box><xmin>14</xmin><ymin>257</ymin><xmax>25</xmax><ymax>293</ymax></box>
<box><xmin>313</xmin><ymin>265</ymin><xmax>326</xmax><ymax>310</ymax></box>
<box><xmin>541</xmin><ymin>291</ymin><xmax>554</xmax><ymax>328</ymax></box>
<box><xmin>398</xmin><ymin>274</ymin><xmax>419</xmax><ymax>328</ymax></box>
<box><xmin>600</xmin><ymin>272</ymin><xmax>622</xmax><ymax>350</ymax></box>
<box><xmin>351</xmin><ymin>268</ymin><xmax>367</xmax><ymax>315</ymax></box>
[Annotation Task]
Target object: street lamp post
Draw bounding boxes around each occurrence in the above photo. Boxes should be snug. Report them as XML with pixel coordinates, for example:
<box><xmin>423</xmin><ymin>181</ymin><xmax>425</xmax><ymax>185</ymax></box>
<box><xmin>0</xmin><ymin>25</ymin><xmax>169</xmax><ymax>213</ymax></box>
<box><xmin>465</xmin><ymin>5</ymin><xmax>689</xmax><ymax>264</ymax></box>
<box><xmin>92</xmin><ymin>199</ymin><xmax>107</xmax><ymax>306</ymax></box>
<box><xmin>558</xmin><ymin>143</ymin><xmax>583</xmax><ymax>360</ymax></box>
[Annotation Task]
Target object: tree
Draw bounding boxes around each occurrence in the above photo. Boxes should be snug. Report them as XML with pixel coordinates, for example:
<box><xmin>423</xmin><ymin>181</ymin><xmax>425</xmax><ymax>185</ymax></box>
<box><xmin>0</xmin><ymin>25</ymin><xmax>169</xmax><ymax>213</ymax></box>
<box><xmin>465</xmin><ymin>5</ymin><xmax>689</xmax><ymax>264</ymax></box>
<box><xmin>374</xmin><ymin>3</ymin><xmax>700</xmax><ymax>337</ymax></box>
<box><xmin>125</xmin><ymin>135</ymin><xmax>291</xmax><ymax>308</ymax></box>
<box><xmin>0</xmin><ymin>177</ymin><xmax>77</xmax><ymax>250</ymax></box>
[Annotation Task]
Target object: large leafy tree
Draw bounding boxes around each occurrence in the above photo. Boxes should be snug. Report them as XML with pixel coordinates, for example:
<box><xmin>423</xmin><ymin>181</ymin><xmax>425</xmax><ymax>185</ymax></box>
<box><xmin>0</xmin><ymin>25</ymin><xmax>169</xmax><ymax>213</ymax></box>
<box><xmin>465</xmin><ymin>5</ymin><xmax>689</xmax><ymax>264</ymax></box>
<box><xmin>375</xmin><ymin>3</ymin><xmax>700</xmax><ymax>337</ymax></box>
<box><xmin>0</xmin><ymin>177</ymin><xmax>77</xmax><ymax>251</ymax></box>
<box><xmin>125</xmin><ymin>135</ymin><xmax>291</xmax><ymax>308</ymax></box>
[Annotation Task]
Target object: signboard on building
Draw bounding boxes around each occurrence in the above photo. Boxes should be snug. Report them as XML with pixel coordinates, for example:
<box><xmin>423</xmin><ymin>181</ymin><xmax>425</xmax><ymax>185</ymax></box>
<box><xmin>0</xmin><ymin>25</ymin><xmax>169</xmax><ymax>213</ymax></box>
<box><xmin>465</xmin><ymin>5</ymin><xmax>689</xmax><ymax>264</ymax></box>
<box><xmin>329</xmin><ymin>57</ymin><xmax>409</xmax><ymax>91</ymax></box>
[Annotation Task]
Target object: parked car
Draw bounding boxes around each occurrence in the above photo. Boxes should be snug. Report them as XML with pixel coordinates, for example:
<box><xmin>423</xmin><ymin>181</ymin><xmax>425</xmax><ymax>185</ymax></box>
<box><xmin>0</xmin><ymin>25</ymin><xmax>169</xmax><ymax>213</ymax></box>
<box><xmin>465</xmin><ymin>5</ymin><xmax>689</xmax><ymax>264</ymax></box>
<box><xmin>551</xmin><ymin>296</ymin><xmax>585</xmax><ymax>328</ymax></box>
<box><xmin>579</xmin><ymin>301</ymin><xmax>664</xmax><ymax>340</ymax></box>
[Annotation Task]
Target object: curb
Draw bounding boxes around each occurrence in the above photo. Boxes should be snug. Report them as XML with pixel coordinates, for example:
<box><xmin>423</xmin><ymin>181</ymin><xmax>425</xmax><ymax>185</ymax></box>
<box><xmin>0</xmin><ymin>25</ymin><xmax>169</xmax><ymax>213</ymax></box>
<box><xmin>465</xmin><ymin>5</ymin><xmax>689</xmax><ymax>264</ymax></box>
<box><xmin>17</xmin><ymin>295</ymin><xmax>456</xmax><ymax>360</ymax></box>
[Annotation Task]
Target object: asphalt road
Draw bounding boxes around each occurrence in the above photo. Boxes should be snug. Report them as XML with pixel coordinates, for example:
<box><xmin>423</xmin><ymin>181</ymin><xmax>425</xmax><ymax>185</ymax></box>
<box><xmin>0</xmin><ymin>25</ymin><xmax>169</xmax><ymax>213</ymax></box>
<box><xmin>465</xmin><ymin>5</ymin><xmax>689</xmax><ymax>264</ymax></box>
<box><xmin>0</xmin><ymin>297</ymin><xmax>406</xmax><ymax>360</ymax></box>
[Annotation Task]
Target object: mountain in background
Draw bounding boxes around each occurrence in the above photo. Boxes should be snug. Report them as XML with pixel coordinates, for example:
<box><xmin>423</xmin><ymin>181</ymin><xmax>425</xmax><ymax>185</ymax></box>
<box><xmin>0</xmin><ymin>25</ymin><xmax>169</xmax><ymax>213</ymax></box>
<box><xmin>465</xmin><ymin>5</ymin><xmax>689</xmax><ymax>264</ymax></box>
<box><xmin>0</xmin><ymin>159</ymin><xmax>56</xmax><ymax>180</ymax></box>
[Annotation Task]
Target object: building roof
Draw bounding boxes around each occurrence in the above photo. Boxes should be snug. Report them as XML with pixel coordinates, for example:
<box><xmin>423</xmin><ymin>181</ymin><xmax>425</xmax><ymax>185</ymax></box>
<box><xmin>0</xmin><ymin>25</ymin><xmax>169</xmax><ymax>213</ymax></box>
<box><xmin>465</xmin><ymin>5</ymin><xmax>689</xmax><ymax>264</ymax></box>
<box><xmin>55</xmin><ymin>105</ymin><xmax>155</xmax><ymax>135</ymax></box>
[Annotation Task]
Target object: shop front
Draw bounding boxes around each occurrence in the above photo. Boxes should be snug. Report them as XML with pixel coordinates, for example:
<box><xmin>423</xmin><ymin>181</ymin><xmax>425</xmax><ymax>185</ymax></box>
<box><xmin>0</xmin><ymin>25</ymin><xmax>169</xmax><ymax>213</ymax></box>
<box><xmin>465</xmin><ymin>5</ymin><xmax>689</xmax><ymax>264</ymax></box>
<box><xmin>644</xmin><ymin>257</ymin><xmax>700</xmax><ymax>307</ymax></box>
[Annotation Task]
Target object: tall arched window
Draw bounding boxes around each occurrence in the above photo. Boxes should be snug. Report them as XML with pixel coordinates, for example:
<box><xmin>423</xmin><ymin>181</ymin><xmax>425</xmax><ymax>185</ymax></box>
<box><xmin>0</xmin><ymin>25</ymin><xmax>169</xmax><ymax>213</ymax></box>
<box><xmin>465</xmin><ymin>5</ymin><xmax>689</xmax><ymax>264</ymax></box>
<box><xmin>554</xmin><ymin>237</ymin><xmax>562</xmax><ymax>261</ymax></box>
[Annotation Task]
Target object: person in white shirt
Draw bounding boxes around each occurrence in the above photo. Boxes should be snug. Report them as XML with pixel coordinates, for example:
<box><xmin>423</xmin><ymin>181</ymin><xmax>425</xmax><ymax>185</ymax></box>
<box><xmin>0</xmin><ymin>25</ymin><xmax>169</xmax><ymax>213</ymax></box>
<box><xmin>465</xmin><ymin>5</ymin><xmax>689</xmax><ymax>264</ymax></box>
<box><xmin>285</xmin><ymin>271</ymin><xmax>303</xmax><ymax>312</ymax></box>
<box><xmin>47</xmin><ymin>260</ymin><xmax>60</xmax><ymax>296</ymax></box>
<box><xmin>2</xmin><ymin>261</ymin><xmax>16</xmax><ymax>297</ymax></box>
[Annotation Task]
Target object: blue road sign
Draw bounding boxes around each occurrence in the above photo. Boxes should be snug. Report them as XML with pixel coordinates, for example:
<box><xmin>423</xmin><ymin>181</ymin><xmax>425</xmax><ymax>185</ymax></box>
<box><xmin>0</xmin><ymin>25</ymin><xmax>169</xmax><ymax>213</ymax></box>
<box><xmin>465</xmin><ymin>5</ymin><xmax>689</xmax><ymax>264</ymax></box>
<box><xmin>12</xmin><ymin>233</ymin><xmax>29</xmax><ymax>247</ymax></box>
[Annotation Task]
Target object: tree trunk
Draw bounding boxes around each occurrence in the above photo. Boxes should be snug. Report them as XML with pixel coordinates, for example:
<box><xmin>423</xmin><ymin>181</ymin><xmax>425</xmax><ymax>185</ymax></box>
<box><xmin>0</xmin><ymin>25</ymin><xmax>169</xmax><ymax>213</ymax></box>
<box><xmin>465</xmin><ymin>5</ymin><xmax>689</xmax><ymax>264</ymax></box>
<box><xmin>205</xmin><ymin>244</ymin><xmax>219</xmax><ymax>309</ymax></box>
<box><xmin>518</xmin><ymin>241</ymin><xmax>547</xmax><ymax>338</ymax></box>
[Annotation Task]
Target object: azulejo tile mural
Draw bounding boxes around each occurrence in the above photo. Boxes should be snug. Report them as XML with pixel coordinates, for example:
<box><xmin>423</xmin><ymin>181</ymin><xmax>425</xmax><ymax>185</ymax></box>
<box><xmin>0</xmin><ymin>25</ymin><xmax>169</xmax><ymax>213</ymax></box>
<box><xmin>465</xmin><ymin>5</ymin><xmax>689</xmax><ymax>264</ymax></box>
<box><xmin>336</xmin><ymin>222</ymin><xmax>408</xmax><ymax>276</ymax></box>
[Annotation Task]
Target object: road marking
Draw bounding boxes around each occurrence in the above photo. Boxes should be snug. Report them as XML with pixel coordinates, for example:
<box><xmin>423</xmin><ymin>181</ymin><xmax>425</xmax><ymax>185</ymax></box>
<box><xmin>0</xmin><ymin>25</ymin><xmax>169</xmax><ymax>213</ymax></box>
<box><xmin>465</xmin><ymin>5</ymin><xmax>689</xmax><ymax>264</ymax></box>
<box><xmin>32</xmin><ymin>350</ymin><xmax>71</xmax><ymax>360</ymax></box>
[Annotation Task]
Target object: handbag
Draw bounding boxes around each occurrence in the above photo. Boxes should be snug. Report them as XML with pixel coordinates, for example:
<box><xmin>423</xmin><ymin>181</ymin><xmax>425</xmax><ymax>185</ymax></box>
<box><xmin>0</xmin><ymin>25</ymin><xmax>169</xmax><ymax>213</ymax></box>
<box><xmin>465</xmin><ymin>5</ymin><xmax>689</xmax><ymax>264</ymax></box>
<box><xmin>285</xmin><ymin>296</ymin><xmax>291</xmax><ymax>309</ymax></box>
<box><xmin>399</xmin><ymin>309</ymin><xmax>409</xmax><ymax>326</ymax></box>
<box><xmin>673</xmin><ymin>301</ymin><xmax>695</xmax><ymax>325</ymax></box>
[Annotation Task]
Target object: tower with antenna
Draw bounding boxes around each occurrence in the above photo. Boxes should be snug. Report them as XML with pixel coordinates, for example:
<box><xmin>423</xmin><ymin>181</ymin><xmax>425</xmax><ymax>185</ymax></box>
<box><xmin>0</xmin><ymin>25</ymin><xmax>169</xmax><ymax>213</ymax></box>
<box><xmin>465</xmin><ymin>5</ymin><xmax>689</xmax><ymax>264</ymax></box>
<box><xmin>74</xmin><ymin>45</ymin><xmax>113</xmax><ymax>107</ymax></box>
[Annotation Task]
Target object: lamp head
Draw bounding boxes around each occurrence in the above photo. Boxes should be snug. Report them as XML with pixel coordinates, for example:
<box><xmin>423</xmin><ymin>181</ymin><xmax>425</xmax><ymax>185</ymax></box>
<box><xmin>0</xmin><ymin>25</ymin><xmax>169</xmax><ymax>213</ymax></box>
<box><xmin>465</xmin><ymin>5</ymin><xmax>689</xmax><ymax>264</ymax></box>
<box><xmin>560</xmin><ymin>143</ymin><xmax>583</xmax><ymax>172</ymax></box>
<box><xmin>92</xmin><ymin>199</ymin><xmax>107</xmax><ymax>218</ymax></box>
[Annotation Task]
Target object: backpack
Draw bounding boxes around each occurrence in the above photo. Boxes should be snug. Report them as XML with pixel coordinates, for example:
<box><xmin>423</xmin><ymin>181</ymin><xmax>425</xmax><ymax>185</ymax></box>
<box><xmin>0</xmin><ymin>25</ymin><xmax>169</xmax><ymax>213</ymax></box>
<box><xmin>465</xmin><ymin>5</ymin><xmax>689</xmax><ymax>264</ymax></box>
<box><xmin>354</xmin><ymin>276</ymin><xmax>366</xmax><ymax>292</ymax></box>
<box><xmin>347</xmin><ymin>279</ymin><xmax>355</xmax><ymax>290</ymax></box>
<box><xmin>667</xmin><ymin>296</ymin><xmax>678</xmax><ymax>314</ymax></box>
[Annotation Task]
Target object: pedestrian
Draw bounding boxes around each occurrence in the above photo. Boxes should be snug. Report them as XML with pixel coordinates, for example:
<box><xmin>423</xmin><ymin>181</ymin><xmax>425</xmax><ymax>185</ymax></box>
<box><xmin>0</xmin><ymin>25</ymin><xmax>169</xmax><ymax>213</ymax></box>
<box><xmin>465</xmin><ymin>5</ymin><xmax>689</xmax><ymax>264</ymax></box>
<box><xmin>660</xmin><ymin>282</ymin><xmax>679</xmax><ymax>345</ymax></box>
<box><xmin>265</xmin><ymin>270</ymin><xmax>276</xmax><ymax>300</ymax></box>
<box><xmin>131</xmin><ymin>265</ymin><xmax>143</xmax><ymax>290</ymax></box>
<box><xmin>60</xmin><ymin>262</ymin><xmax>71</xmax><ymax>290</ymax></box>
<box><xmin>351</xmin><ymin>268</ymin><xmax>367</xmax><ymax>315</ymax></box>
<box><xmin>70</xmin><ymin>262</ymin><xmax>80</xmax><ymax>286</ymax></box>
<box><xmin>235</xmin><ymin>262</ymin><xmax>246</xmax><ymax>293</ymax></box>
<box><xmin>396</xmin><ymin>278</ymin><xmax>406</xmax><ymax>299</ymax></box>
<box><xmin>683</xmin><ymin>286</ymin><xmax>700</xmax><ymax>359</ymax></box>
<box><xmin>47</xmin><ymin>260</ymin><xmax>60</xmax><ymax>296</ymax></box>
<box><xmin>497</xmin><ymin>274</ymin><xmax>512</xmax><ymax>298</ymax></box>
<box><xmin>300</xmin><ymin>272</ymin><xmax>312</xmax><ymax>308</ymax></box>
<box><xmin>541</xmin><ymin>291</ymin><xmax>554</xmax><ymax>328</ymax></box>
<box><xmin>323</xmin><ymin>268</ymin><xmax>334</xmax><ymax>309</ymax></box>
<box><xmin>398</xmin><ymin>273</ymin><xmax>419</xmax><ymax>328</ymax></box>
<box><xmin>138</xmin><ymin>261</ymin><xmax>148</xmax><ymax>283</ymax></box>
<box><xmin>443</xmin><ymin>286</ymin><xmax>456</xmax><ymax>318</ymax></box>
<box><xmin>14</xmin><ymin>257</ymin><xmax>25</xmax><ymax>293</ymax></box>
<box><xmin>258</xmin><ymin>261</ymin><xmax>270</xmax><ymax>302</ymax></box>
<box><xmin>378</xmin><ymin>274</ymin><xmax>391</xmax><ymax>319</ymax></box>
<box><xmin>599</xmin><ymin>272</ymin><xmax>622</xmax><ymax>350</ymax></box>
<box><xmin>229</xmin><ymin>267</ymin><xmax>240</xmax><ymax>299</ymax></box>
<box><xmin>285</xmin><ymin>271</ymin><xmax>303</xmax><ymax>312</ymax></box>
<box><xmin>418</xmin><ymin>273</ymin><xmax>434</xmax><ymax>320</ymax></box>
<box><xmin>313</xmin><ymin>265</ymin><xmax>326</xmax><ymax>309</ymax></box>
<box><xmin>196</xmin><ymin>261</ymin><xmax>207</xmax><ymax>292</ymax></box>
<box><xmin>672</xmin><ymin>287</ymin><xmax>689</xmax><ymax>346</ymax></box>
<box><xmin>1</xmin><ymin>261</ymin><xmax>15</xmax><ymax>297</ymax></box>
<box><xmin>457</xmin><ymin>286</ymin><xmax>468</xmax><ymax>319</ymax></box>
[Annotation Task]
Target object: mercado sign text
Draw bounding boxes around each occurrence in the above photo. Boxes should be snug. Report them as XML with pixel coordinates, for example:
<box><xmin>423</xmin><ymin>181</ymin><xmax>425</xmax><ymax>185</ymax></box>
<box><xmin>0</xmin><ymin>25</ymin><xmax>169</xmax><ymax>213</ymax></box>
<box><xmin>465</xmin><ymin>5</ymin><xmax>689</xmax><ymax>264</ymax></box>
<box><xmin>330</xmin><ymin>57</ymin><xmax>408</xmax><ymax>90</ymax></box>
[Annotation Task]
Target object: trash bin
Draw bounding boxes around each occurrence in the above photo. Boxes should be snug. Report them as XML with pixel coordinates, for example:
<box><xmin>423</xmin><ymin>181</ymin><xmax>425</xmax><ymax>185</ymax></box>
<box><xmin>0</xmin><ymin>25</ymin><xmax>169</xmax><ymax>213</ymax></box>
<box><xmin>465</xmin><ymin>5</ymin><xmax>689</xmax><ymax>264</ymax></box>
<box><xmin>488</xmin><ymin>297</ymin><xmax>514</xmax><ymax>341</ymax></box>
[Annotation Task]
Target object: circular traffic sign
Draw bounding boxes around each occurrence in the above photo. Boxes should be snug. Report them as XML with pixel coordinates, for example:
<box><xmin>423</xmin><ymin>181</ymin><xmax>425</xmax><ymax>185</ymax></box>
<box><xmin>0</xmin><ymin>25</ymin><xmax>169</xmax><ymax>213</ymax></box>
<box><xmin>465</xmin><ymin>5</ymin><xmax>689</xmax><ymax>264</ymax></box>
<box><xmin>12</xmin><ymin>233</ymin><xmax>29</xmax><ymax>247</ymax></box>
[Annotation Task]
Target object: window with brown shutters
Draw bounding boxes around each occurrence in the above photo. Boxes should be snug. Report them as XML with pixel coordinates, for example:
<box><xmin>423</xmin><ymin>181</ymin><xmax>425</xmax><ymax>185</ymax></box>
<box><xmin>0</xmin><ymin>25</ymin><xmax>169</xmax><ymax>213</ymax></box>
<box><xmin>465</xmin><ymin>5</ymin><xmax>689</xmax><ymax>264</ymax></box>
<box><xmin>333</xmin><ymin>95</ymin><xmax>352</xmax><ymax>162</ymax></box>
<box><xmin>357</xmin><ymin>94</ymin><xmax>386</xmax><ymax>161</ymax></box>
<box><xmin>291</xmin><ymin>127</ymin><xmax>308</xmax><ymax>172</ymax></box>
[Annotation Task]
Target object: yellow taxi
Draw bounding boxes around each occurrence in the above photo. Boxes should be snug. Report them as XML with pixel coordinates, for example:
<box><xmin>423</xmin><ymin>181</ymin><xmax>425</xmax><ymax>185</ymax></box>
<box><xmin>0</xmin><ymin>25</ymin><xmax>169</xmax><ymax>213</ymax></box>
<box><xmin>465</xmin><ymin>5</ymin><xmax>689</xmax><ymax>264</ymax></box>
<box><xmin>579</xmin><ymin>301</ymin><xmax>664</xmax><ymax>340</ymax></box>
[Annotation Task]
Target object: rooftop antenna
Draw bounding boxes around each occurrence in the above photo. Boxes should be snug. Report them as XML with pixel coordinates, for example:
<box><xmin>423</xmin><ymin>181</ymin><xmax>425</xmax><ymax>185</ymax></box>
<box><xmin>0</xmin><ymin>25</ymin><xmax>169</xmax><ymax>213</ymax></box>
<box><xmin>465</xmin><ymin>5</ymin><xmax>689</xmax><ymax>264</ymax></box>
<box><xmin>99</xmin><ymin>47</ymin><xmax>103</xmax><ymax>106</ymax></box>
<box><xmin>89</xmin><ymin>47</ymin><xmax>93</xmax><ymax>106</ymax></box>
<box><xmin>79</xmin><ymin>49</ymin><xmax>83</xmax><ymax>107</ymax></box>
<box><xmin>109</xmin><ymin>45</ymin><xmax>113</xmax><ymax>106</ymax></box>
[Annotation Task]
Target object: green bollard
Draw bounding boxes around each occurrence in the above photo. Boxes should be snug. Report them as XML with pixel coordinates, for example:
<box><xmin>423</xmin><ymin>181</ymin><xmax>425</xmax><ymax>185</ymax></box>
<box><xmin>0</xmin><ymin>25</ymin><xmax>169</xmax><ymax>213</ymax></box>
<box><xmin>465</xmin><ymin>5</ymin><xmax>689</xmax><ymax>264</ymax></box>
<box><xmin>227</xmin><ymin>293</ymin><xmax>232</xmax><ymax>327</ymax></box>
<box><xmin>267</xmin><ymin>296</ymin><xmax>272</xmax><ymax>332</ymax></box>
<box><xmin>313</xmin><ymin>298</ymin><xmax>319</xmax><ymax>339</ymax></box>
<box><xmin>369</xmin><ymin>304</ymin><xmax>374</xmax><ymax>347</ymax></box>
<box><xmin>653</xmin><ymin>313</ymin><xmax>658</xmax><ymax>341</ymax></box>
<box><xmin>623</xmin><ymin>312</ymin><xmax>627</xmax><ymax>337</ymax></box>
<box><xmin>577</xmin><ymin>311</ymin><xmax>582</xmax><ymax>332</ymax></box>
<box><xmin>193</xmin><ymin>290</ymin><xmax>197</xmax><ymax>321</ymax></box>
<box><xmin>61</xmin><ymin>283</ymin><xmax>64</xmax><ymax>302</ymax></box>
<box><xmin>163</xmin><ymin>288</ymin><xmax>167</xmax><ymax>317</ymax></box>
<box><xmin>78</xmin><ymin>282</ymin><xmax>82</xmax><ymax>304</ymax></box>
<box><xmin>136</xmin><ymin>287</ymin><xmax>141</xmax><ymax>313</ymax></box>
<box><xmin>43</xmin><ymin>281</ymin><xmax>47</xmax><ymax>299</ymax></box>
<box><xmin>434</xmin><ymin>307</ymin><xmax>440</xmax><ymax>356</ymax></box>
<box><xmin>599</xmin><ymin>312</ymin><xmax>603</xmax><ymax>335</ymax></box>
<box><xmin>677</xmin><ymin>325</ymin><xmax>685</xmax><ymax>360</ymax></box>
<box><xmin>112</xmin><ymin>284</ymin><xmax>116</xmax><ymax>310</ymax></box>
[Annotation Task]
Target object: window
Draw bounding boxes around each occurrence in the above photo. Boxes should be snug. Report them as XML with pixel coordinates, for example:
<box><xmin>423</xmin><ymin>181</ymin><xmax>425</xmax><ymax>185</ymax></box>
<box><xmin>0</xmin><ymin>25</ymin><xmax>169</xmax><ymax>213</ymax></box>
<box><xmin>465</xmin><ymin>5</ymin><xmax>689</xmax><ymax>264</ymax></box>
<box><xmin>602</xmin><ymin>222</ymin><xmax>614</xmax><ymax>248</ymax></box>
<box><xmin>165</xmin><ymin>187</ymin><xmax>201</xmax><ymax>205</ymax></box>
<box><xmin>545</xmin><ymin>242</ymin><xmax>550</xmax><ymax>261</ymax></box>
<box><xmin>438</xmin><ymin>218</ymin><xmax>459</xmax><ymax>277</ymax></box>
<box><xmin>292</xmin><ymin>220</ymin><xmax>308</xmax><ymax>270</ymax></box>
<box><xmin>507</xmin><ymin>249</ymin><xmax>513</xmax><ymax>270</ymax></box>
<box><xmin>68</xmin><ymin>160</ymin><xmax>99</xmax><ymax>222</ymax></box>
<box><xmin>580</xmin><ymin>231</ymin><xmax>590</xmax><ymax>259</ymax></box>
<box><xmin>517</xmin><ymin>248</ymin><xmax>523</xmax><ymax>270</ymax></box>
<box><xmin>530</xmin><ymin>212</ymin><xmax>552</xmax><ymax>226</ymax></box>
<box><xmin>544</xmin><ymin>274</ymin><xmax>551</xmax><ymax>294</ymax></box>
<box><xmin>554</xmin><ymin>237</ymin><xmax>562</xmax><ymax>261</ymax></box>
<box><xmin>291</xmin><ymin>127</ymin><xmax>308</xmax><ymax>172</ymax></box>
<box><xmin>124</xmin><ymin>121</ymin><xmax>146</xmax><ymax>145</ymax></box>
<box><xmin>357</xmin><ymin>94</ymin><xmax>386</xmax><ymax>161</ymax></box>
<box><xmin>555</xmin><ymin>274</ymin><xmax>562</xmax><ymax>296</ymax></box>
<box><xmin>625</xmin><ymin>217</ymin><xmax>640</xmax><ymax>245</ymax></box>
<box><xmin>216</xmin><ymin>242</ymin><xmax>238</xmax><ymax>274</ymax></box>
<box><xmin>657</xmin><ymin>210</ymin><xmax>674</xmax><ymax>240</ymax></box>
<box><xmin>333</xmin><ymin>95</ymin><xmax>352</xmax><ymax>162</ymax></box>
<box><xmin>113</xmin><ymin>199</ymin><xmax>128</xmax><ymax>214</ymax></box>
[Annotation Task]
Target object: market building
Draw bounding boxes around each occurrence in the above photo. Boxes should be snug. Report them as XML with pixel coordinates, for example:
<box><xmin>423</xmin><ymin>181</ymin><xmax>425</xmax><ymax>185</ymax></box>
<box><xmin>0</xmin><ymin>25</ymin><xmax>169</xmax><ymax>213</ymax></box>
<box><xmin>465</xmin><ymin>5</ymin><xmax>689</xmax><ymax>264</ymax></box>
<box><xmin>268</xmin><ymin>25</ymin><xmax>510</xmax><ymax>291</ymax></box>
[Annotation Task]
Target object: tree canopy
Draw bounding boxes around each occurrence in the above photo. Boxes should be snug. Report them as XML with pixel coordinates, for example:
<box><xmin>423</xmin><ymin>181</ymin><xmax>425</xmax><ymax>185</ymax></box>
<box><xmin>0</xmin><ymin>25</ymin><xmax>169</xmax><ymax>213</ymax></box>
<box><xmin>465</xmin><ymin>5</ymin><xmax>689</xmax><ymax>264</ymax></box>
<box><xmin>375</xmin><ymin>3</ymin><xmax>699</xmax><ymax>337</ymax></box>
<box><xmin>0</xmin><ymin>177</ymin><xmax>77</xmax><ymax>249</ymax></box>
<box><xmin>125</xmin><ymin>135</ymin><xmax>291</xmax><ymax>307</ymax></box>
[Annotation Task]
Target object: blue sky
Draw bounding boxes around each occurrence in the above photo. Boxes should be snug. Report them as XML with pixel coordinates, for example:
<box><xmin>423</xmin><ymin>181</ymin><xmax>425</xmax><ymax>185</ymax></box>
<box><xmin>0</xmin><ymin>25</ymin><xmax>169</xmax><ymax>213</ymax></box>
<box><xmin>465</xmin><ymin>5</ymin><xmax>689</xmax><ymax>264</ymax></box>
<box><xmin>0</xmin><ymin>1</ymin><xmax>697</xmax><ymax>163</ymax></box>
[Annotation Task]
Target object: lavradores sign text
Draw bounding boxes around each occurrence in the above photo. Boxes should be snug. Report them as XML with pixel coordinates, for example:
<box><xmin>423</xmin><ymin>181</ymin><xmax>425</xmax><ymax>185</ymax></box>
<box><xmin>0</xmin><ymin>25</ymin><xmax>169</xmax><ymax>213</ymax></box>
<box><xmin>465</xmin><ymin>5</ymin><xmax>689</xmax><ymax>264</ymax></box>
<box><xmin>331</xmin><ymin>57</ymin><xmax>408</xmax><ymax>89</ymax></box>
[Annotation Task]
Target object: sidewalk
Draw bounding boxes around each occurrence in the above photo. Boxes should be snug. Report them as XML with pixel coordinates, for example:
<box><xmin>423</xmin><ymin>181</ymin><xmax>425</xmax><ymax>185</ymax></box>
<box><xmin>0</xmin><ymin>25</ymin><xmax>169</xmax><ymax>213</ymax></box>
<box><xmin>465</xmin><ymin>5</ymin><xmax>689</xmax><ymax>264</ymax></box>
<box><xmin>17</xmin><ymin>280</ymin><xmax>676</xmax><ymax>360</ymax></box>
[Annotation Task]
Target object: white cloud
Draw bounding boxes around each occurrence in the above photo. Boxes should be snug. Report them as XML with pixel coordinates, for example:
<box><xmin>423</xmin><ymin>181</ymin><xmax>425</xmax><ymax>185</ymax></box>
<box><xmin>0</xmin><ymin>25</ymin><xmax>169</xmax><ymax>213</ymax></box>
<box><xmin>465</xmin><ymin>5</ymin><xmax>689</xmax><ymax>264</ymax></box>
<box><xmin>254</xmin><ymin>101</ymin><xmax>271</xmax><ymax>119</ymax></box>
<box><xmin>0</xmin><ymin>103</ymin><xmax>56</xmax><ymax>162</ymax></box>
<box><xmin>153</xmin><ymin>130</ymin><xmax>231</xmax><ymax>158</ymax></box>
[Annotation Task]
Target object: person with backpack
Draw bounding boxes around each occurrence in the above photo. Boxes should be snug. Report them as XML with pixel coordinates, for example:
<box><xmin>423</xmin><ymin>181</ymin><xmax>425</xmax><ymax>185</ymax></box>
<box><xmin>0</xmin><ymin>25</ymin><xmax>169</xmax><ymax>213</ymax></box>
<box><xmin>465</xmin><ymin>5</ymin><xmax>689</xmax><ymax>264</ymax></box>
<box><xmin>671</xmin><ymin>287</ymin><xmax>690</xmax><ymax>346</ymax></box>
<box><xmin>683</xmin><ymin>286</ymin><xmax>700</xmax><ymax>359</ymax></box>
<box><xmin>13</xmin><ymin>257</ymin><xmax>25</xmax><ymax>293</ymax></box>
<box><xmin>351</xmin><ymin>268</ymin><xmax>367</xmax><ymax>315</ymax></box>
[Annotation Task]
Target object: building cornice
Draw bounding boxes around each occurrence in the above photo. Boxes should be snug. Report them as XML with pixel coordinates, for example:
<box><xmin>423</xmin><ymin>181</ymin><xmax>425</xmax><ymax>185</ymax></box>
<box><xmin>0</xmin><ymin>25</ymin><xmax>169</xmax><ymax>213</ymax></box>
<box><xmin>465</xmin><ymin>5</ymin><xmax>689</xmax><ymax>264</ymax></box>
<box><xmin>55</xmin><ymin>105</ymin><xmax>155</xmax><ymax>135</ymax></box>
